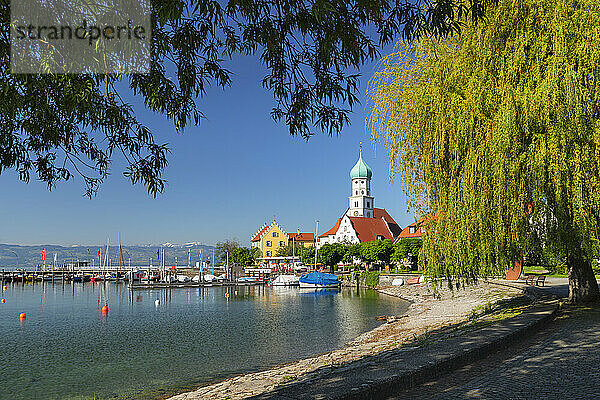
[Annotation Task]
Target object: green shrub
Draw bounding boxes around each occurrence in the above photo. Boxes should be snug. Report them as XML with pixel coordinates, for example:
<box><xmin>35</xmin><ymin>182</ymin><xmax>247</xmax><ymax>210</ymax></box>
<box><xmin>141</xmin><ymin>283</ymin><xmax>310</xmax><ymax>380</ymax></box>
<box><xmin>359</xmin><ymin>271</ymin><xmax>380</xmax><ymax>287</ymax></box>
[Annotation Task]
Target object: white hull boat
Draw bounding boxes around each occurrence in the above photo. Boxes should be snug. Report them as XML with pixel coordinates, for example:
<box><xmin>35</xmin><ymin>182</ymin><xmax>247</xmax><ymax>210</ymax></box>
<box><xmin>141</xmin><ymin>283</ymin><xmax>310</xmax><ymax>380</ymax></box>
<box><xmin>271</xmin><ymin>274</ymin><xmax>300</xmax><ymax>286</ymax></box>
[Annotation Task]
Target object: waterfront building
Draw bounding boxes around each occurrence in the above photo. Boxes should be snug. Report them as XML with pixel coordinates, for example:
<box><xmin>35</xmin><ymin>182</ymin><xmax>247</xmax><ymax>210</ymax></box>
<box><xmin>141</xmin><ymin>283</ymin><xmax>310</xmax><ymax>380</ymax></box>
<box><xmin>287</xmin><ymin>232</ymin><xmax>314</xmax><ymax>247</ymax></box>
<box><xmin>251</xmin><ymin>222</ymin><xmax>314</xmax><ymax>266</ymax></box>
<box><xmin>395</xmin><ymin>213</ymin><xmax>437</xmax><ymax>241</ymax></box>
<box><xmin>251</xmin><ymin>220</ymin><xmax>288</xmax><ymax>258</ymax></box>
<box><xmin>318</xmin><ymin>149</ymin><xmax>402</xmax><ymax>248</ymax></box>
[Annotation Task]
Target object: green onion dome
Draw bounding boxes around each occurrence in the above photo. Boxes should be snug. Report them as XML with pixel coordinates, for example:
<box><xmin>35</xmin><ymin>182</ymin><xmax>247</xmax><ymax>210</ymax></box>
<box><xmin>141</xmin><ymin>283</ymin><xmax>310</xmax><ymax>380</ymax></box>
<box><xmin>350</xmin><ymin>154</ymin><xmax>372</xmax><ymax>179</ymax></box>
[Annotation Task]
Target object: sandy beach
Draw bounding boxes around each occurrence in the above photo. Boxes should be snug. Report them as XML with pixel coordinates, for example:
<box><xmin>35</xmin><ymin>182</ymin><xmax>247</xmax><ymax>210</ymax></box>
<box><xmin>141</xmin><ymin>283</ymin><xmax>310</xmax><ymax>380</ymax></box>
<box><xmin>168</xmin><ymin>280</ymin><xmax>523</xmax><ymax>400</ymax></box>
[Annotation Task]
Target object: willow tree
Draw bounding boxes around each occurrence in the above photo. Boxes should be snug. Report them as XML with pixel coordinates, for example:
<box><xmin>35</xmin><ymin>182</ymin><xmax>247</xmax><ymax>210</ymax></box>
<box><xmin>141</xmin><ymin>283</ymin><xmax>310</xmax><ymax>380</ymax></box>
<box><xmin>368</xmin><ymin>0</ymin><xmax>600</xmax><ymax>303</ymax></box>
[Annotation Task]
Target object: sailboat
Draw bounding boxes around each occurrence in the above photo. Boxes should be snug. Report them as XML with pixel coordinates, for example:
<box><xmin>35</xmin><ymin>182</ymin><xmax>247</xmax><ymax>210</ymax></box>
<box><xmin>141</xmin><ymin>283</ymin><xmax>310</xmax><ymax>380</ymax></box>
<box><xmin>298</xmin><ymin>271</ymin><xmax>340</xmax><ymax>288</ymax></box>
<box><xmin>298</xmin><ymin>220</ymin><xmax>340</xmax><ymax>289</ymax></box>
<box><xmin>271</xmin><ymin>274</ymin><xmax>300</xmax><ymax>286</ymax></box>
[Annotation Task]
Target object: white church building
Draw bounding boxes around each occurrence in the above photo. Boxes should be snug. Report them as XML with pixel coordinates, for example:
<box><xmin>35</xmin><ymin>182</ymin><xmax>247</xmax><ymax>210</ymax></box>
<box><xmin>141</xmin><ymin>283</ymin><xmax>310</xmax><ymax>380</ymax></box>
<box><xmin>318</xmin><ymin>150</ymin><xmax>402</xmax><ymax>248</ymax></box>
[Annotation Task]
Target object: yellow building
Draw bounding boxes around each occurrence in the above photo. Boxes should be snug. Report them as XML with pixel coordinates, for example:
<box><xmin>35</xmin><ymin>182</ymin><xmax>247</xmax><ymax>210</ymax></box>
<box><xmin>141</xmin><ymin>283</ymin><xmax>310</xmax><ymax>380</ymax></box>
<box><xmin>251</xmin><ymin>221</ymin><xmax>288</xmax><ymax>258</ymax></box>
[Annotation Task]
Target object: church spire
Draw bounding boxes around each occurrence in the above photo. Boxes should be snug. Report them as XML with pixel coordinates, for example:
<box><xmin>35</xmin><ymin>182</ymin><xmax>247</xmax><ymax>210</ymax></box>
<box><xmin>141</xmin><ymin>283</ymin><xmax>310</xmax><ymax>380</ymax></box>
<box><xmin>348</xmin><ymin>145</ymin><xmax>374</xmax><ymax>218</ymax></box>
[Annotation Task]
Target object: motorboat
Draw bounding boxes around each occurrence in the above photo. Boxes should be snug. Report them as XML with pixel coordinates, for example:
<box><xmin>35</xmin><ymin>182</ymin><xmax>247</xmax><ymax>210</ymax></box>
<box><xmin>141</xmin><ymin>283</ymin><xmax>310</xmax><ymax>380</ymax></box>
<box><xmin>299</xmin><ymin>271</ymin><xmax>340</xmax><ymax>288</ymax></box>
<box><xmin>176</xmin><ymin>274</ymin><xmax>190</xmax><ymax>283</ymax></box>
<box><xmin>237</xmin><ymin>276</ymin><xmax>260</xmax><ymax>283</ymax></box>
<box><xmin>271</xmin><ymin>274</ymin><xmax>299</xmax><ymax>287</ymax></box>
<box><xmin>203</xmin><ymin>274</ymin><xmax>218</xmax><ymax>282</ymax></box>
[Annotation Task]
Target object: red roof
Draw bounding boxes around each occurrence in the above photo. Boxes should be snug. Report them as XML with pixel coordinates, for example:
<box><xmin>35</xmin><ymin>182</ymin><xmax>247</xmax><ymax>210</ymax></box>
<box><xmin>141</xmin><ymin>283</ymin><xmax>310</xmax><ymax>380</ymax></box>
<box><xmin>288</xmin><ymin>232</ymin><xmax>315</xmax><ymax>242</ymax></box>
<box><xmin>319</xmin><ymin>218</ymin><xmax>342</xmax><ymax>238</ymax></box>
<box><xmin>348</xmin><ymin>216</ymin><xmax>394</xmax><ymax>242</ymax></box>
<box><xmin>251</xmin><ymin>225</ymin><xmax>269</xmax><ymax>242</ymax></box>
<box><xmin>397</xmin><ymin>214</ymin><xmax>436</xmax><ymax>239</ymax></box>
<box><xmin>373</xmin><ymin>208</ymin><xmax>403</xmax><ymax>237</ymax></box>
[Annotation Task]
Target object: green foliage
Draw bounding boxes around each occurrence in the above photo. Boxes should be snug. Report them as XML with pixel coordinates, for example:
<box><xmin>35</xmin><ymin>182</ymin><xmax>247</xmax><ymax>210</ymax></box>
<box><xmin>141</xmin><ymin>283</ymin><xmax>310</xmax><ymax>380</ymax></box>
<box><xmin>317</xmin><ymin>243</ymin><xmax>345</xmax><ymax>268</ymax></box>
<box><xmin>298</xmin><ymin>246</ymin><xmax>315</xmax><ymax>265</ymax></box>
<box><xmin>215</xmin><ymin>240</ymin><xmax>240</xmax><ymax>264</ymax></box>
<box><xmin>369</xmin><ymin>0</ymin><xmax>600</xmax><ymax>299</ymax></box>
<box><xmin>0</xmin><ymin>0</ymin><xmax>493</xmax><ymax>196</ymax></box>
<box><xmin>359</xmin><ymin>239</ymin><xmax>394</xmax><ymax>266</ymax></box>
<box><xmin>359</xmin><ymin>241</ymin><xmax>379</xmax><ymax>264</ymax></box>
<box><xmin>342</xmin><ymin>243</ymin><xmax>362</xmax><ymax>264</ymax></box>
<box><xmin>359</xmin><ymin>271</ymin><xmax>380</xmax><ymax>287</ymax></box>
<box><xmin>231</xmin><ymin>247</ymin><xmax>256</xmax><ymax>266</ymax></box>
<box><xmin>391</xmin><ymin>238</ymin><xmax>423</xmax><ymax>263</ymax></box>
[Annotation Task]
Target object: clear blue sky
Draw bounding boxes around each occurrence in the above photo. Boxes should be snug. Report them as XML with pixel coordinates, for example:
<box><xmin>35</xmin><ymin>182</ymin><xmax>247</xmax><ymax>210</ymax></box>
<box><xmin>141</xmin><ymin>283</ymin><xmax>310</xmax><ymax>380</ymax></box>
<box><xmin>0</xmin><ymin>54</ymin><xmax>417</xmax><ymax>246</ymax></box>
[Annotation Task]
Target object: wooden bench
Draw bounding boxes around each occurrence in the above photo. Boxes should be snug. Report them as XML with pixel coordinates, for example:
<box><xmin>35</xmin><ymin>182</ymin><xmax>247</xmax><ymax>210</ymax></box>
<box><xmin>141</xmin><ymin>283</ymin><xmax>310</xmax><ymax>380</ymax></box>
<box><xmin>525</xmin><ymin>274</ymin><xmax>546</xmax><ymax>286</ymax></box>
<box><xmin>535</xmin><ymin>275</ymin><xmax>546</xmax><ymax>287</ymax></box>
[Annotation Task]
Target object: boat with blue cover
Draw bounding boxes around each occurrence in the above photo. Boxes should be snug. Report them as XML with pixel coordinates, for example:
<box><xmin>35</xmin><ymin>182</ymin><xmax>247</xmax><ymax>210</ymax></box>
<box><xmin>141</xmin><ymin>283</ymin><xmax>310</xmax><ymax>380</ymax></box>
<box><xmin>299</xmin><ymin>271</ymin><xmax>340</xmax><ymax>288</ymax></box>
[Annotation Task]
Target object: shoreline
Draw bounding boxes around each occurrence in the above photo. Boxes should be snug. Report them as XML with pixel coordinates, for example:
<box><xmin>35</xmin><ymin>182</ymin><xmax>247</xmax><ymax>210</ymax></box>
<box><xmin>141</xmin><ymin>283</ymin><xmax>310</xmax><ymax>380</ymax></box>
<box><xmin>167</xmin><ymin>281</ymin><xmax>522</xmax><ymax>400</ymax></box>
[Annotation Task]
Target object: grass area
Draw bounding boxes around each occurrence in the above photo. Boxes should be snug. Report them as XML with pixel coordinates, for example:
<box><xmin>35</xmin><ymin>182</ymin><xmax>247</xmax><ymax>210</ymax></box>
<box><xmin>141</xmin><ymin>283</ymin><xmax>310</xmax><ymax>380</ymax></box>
<box><xmin>523</xmin><ymin>266</ymin><xmax>568</xmax><ymax>278</ymax></box>
<box><xmin>523</xmin><ymin>264</ymin><xmax>600</xmax><ymax>279</ymax></box>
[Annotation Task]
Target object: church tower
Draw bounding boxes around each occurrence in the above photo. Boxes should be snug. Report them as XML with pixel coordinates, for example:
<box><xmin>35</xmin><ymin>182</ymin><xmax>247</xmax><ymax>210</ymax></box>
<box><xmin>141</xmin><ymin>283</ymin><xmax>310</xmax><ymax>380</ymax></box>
<box><xmin>347</xmin><ymin>146</ymin><xmax>374</xmax><ymax>218</ymax></box>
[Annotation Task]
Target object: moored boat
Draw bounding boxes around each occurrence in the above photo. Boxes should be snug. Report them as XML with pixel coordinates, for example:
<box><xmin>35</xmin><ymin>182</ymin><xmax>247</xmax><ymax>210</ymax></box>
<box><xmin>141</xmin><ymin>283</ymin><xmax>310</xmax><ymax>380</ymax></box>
<box><xmin>271</xmin><ymin>274</ymin><xmax>299</xmax><ymax>287</ymax></box>
<box><xmin>237</xmin><ymin>276</ymin><xmax>260</xmax><ymax>284</ymax></box>
<box><xmin>299</xmin><ymin>271</ymin><xmax>340</xmax><ymax>288</ymax></box>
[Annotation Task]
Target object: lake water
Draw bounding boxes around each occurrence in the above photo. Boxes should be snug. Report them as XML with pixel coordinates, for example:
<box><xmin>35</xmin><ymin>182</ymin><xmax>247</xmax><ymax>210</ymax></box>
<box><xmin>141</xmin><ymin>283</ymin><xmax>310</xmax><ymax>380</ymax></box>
<box><xmin>0</xmin><ymin>282</ymin><xmax>409</xmax><ymax>399</ymax></box>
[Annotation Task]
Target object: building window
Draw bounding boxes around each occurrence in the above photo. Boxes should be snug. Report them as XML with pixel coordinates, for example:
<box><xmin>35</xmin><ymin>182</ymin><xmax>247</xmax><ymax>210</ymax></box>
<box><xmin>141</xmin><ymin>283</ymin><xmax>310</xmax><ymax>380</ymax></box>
<box><xmin>355</xmin><ymin>190</ymin><xmax>358</xmax><ymax>195</ymax></box>
<box><xmin>361</xmin><ymin>190</ymin><xmax>364</xmax><ymax>195</ymax></box>
<box><xmin>355</xmin><ymin>201</ymin><xmax>358</xmax><ymax>207</ymax></box>
<box><xmin>266</xmin><ymin>251</ymin><xmax>272</xmax><ymax>257</ymax></box>
<box><xmin>266</xmin><ymin>241</ymin><xmax>272</xmax><ymax>247</ymax></box>
<box><xmin>272</xmin><ymin>232</ymin><xmax>279</xmax><ymax>237</ymax></box>
<box><xmin>366</xmin><ymin>201</ymin><xmax>370</xmax><ymax>207</ymax></box>
<box><xmin>279</xmin><ymin>241</ymin><xmax>285</xmax><ymax>247</ymax></box>
<box><xmin>409</xmin><ymin>226</ymin><xmax>416</xmax><ymax>234</ymax></box>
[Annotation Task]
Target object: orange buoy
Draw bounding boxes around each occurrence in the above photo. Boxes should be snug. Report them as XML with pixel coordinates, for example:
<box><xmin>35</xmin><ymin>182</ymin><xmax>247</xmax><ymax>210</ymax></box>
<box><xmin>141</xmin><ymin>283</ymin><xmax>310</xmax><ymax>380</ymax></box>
<box><xmin>2</xmin><ymin>286</ymin><xmax>7</xmax><ymax>291</ymax></box>
<box><xmin>19</xmin><ymin>312</ymin><xmax>26</xmax><ymax>319</ymax></box>
<box><xmin>225</xmin><ymin>293</ymin><xmax>230</xmax><ymax>298</ymax></box>
<box><xmin>1</xmin><ymin>298</ymin><xmax>5</xmax><ymax>303</ymax></box>
<box><xmin>101</xmin><ymin>306</ymin><xmax>109</xmax><ymax>314</ymax></box>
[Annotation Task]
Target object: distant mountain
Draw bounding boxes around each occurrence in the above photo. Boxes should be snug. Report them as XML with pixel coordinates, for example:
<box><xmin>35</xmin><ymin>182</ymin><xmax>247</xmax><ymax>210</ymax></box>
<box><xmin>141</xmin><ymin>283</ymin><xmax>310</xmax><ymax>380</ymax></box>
<box><xmin>0</xmin><ymin>243</ymin><xmax>215</xmax><ymax>270</ymax></box>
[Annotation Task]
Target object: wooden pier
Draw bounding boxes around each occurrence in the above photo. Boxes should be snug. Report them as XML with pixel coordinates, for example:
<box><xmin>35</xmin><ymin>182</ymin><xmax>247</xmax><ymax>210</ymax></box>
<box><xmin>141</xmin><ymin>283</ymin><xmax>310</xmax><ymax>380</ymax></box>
<box><xmin>128</xmin><ymin>281</ymin><xmax>264</xmax><ymax>289</ymax></box>
<box><xmin>0</xmin><ymin>267</ymin><xmax>268</xmax><ymax>288</ymax></box>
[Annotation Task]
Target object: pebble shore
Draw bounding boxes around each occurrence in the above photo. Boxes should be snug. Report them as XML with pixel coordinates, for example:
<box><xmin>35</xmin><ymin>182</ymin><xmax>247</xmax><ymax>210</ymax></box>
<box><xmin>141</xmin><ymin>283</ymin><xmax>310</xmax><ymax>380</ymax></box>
<box><xmin>168</xmin><ymin>280</ymin><xmax>522</xmax><ymax>400</ymax></box>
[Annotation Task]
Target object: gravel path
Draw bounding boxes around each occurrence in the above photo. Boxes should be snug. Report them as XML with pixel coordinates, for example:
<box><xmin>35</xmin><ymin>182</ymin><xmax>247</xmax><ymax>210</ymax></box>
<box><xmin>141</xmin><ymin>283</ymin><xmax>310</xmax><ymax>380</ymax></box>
<box><xmin>168</xmin><ymin>281</ymin><xmax>521</xmax><ymax>400</ymax></box>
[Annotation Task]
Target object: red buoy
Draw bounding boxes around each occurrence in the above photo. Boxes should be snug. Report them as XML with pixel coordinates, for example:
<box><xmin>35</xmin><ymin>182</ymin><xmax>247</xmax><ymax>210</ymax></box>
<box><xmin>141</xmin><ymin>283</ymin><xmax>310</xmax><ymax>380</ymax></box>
<box><xmin>101</xmin><ymin>306</ymin><xmax>109</xmax><ymax>314</ymax></box>
<box><xmin>19</xmin><ymin>312</ymin><xmax>26</xmax><ymax>319</ymax></box>
<box><xmin>1</xmin><ymin>298</ymin><xmax>5</xmax><ymax>303</ymax></box>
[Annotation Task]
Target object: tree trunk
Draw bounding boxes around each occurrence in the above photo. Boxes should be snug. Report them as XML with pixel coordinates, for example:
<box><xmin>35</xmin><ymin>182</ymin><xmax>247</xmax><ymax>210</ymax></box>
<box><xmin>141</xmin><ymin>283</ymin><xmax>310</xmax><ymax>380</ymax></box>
<box><xmin>567</xmin><ymin>252</ymin><xmax>599</xmax><ymax>303</ymax></box>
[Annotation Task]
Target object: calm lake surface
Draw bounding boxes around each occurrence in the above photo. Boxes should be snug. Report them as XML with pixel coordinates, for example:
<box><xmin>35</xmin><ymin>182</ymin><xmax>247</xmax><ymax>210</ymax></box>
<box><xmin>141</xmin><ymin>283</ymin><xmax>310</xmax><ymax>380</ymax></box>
<box><xmin>0</xmin><ymin>282</ymin><xmax>409</xmax><ymax>399</ymax></box>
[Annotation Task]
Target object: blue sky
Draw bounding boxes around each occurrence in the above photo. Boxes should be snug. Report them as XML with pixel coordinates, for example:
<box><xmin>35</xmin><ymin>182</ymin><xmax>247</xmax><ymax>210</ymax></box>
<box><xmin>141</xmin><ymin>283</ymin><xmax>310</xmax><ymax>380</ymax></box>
<box><xmin>0</xmin><ymin>54</ymin><xmax>416</xmax><ymax>246</ymax></box>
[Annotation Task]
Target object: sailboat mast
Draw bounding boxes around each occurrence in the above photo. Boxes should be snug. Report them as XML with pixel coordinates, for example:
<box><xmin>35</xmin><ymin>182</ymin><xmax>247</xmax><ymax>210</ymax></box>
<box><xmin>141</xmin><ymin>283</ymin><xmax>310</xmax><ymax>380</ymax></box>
<box><xmin>118</xmin><ymin>233</ymin><xmax>123</xmax><ymax>276</ymax></box>
<box><xmin>314</xmin><ymin>220</ymin><xmax>319</xmax><ymax>272</ymax></box>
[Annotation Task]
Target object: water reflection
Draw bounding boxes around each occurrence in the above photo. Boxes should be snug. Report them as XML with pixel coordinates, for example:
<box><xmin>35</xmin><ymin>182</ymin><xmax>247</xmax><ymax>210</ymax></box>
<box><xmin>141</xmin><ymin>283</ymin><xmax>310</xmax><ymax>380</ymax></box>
<box><xmin>0</xmin><ymin>281</ymin><xmax>408</xmax><ymax>400</ymax></box>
